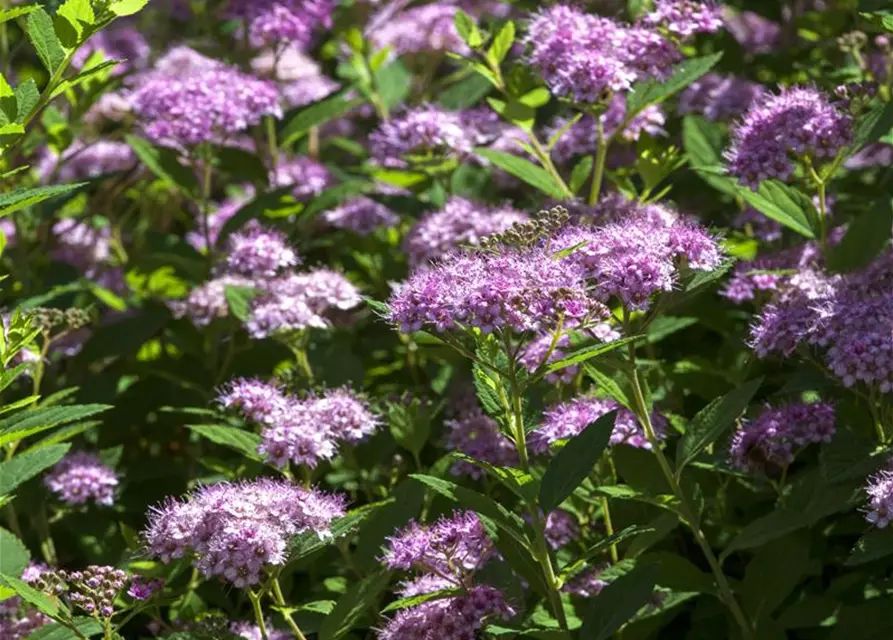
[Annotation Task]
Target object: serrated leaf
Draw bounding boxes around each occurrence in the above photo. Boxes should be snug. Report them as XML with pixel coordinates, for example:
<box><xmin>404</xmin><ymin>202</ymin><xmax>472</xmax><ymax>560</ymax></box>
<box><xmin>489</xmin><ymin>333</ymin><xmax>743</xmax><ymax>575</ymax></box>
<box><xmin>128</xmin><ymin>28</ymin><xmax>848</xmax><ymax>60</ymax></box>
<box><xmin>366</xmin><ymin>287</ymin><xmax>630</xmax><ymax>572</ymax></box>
<box><xmin>187</xmin><ymin>425</ymin><xmax>261</xmax><ymax>461</ymax></box>
<box><xmin>850</xmin><ymin>99</ymin><xmax>893</xmax><ymax>153</ymax></box>
<box><xmin>0</xmin><ymin>528</ymin><xmax>30</xmax><ymax>577</ymax></box>
<box><xmin>26</xmin><ymin>9</ymin><xmax>66</xmax><ymax>74</ymax></box>
<box><xmin>0</xmin><ymin>443</ymin><xmax>70</xmax><ymax>495</ymax></box>
<box><xmin>453</xmin><ymin>455</ymin><xmax>539</xmax><ymax>503</ymax></box>
<box><xmin>0</xmin><ymin>6</ymin><xmax>36</xmax><ymax>25</ymax></box>
<box><xmin>0</xmin><ymin>574</ymin><xmax>59</xmax><ymax>616</ymax></box>
<box><xmin>25</xmin><ymin>617</ymin><xmax>103</xmax><ymax>639</ymax></box>
<box><xmin>545</xmin><ymin>336</ymin><xmax>641</xmax><ymax>374</ymax></box>
<box><xmin>475</xmin><ymin>148</ymin><xmax>567</xmax><ymax>199</ymax></box>
<box><xmin>0</xmin><ymin>404</ymin><xmax>111</xmax><ymax>448</ymax></box>
<box><xmin>738</xmin><ymin>181</ymin><xmax>817</xmax><ymax>238</ymax></box>
<box><xmin>0</xmin><ymin>183</ymin><xmax>88</xmax><ymax>217</ymax></box>
<box><xmin>675</xmin><ymin>378</ymin><xmax>762</xmax><ymax>475</ymax></box>
<box><xmin>318</xmin><ymin>571</ymin><xmax>392</xmax><ymax>640</ymax></box>
<box><xmin>627</xmin><ymin>53</ymin><xmax>722</xmax><ymax>117</ymax></box>
<box><xmin>580</xmin><ymin>562</ymin><xmax>659</xmax><ymax>640</ymax></box>
<box><xmin>827</xmin><ymin>198</ymin><xmax>893</xmax><ymax>272</ymax></box>
<box><xmin>125</xmin><ymin>135</ymin><xmax>198</xmax><ymax>195</ymax></box>
<box><xmin>539</xmin><ymin>411</ymin><xmax>616</xmax><ymax>513</ymax></box>
<box><xmin>14</xmin><ymin>79</ymin><xmax>39</xmax><ymax>123</ymax></box>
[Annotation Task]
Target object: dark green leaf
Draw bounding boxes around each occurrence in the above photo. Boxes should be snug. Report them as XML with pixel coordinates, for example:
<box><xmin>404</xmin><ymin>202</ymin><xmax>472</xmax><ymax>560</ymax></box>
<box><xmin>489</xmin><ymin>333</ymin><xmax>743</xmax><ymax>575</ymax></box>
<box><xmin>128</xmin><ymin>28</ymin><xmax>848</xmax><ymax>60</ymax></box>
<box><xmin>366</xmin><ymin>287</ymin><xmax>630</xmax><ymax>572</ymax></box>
<box><xmin>187</xmin><ymin>425</ymin><xmax>262</xmax><ymax>461</ymax></box>
<box><xmin>0</xmin><ymin>444</ymin><xmax>70</xmax><ymax>496</ymax></box>
<box><xmin>846</xmin><ymin>529</ymin><xmax>893</xmax><ymax>566</ymax></box>
<box><xmin>438</xmin><ymin>73</ymin><xmax>492</xmax><ymax>110</ymax></box>
<box><xmin>580</xmin><ymin>562</ymin><xmax>659</xmax><ymax>640</ymax></box>
<box><xmin>828</xmin><ymin>198</ymin><xmax>893</xmax><ymax>272</ymax></box>
<box><xmin>830</xmin><ymin>598</ymin><xmax>893</xmax><ymax>640</ymax></box>
<box><xmin>545</xmin><ymin>336</ymin><xmax>641</xmax><ymax>374</ymax></box>
<box><xmin>216</xmin><ymin>147</ymin><xmax>268</xmax><ymax>184</ymax></box>
<box><xmin>539</xmin><ymin>411</ymin><xmax>616</xmax><ymax>513</ymax></box>
<box><xmin>25</xmin><ymin>617</ymin><xmax>103</xmax><ymax>639</ymax></box>
<box><xmin>675</xmin><ymin>377</ymin><xmax>762</xmax><ymax>474</ymax></box>
<box><xmin>224</xmin><ymin>285</ymin><xmax>258</xmax><ymax>323</ymax></box>
<box><xmin>318</xmin><ymin>571</ymin><xmax>392</xmax><ymax>640</ymax></box>
<box><xmin>0</xmin><ymin>404</ymin><xmax>111</xmax><ymax>448</ymax></box>
<box><xmin>375</xmin><ymin>60</ymin><xmax>412</xmax><ymax>110</ymax></box>
<box><xmin>739</xmin><ymin>181</ymin><xmax>817</xmax><ymax>238</ymax></box>
<box><xmin>281</xmin><ymin>92</ymin><xmax>361</xmax><ymax>145</ymax></box>
<box><xmin>475</xmin><ymin>148</ymin><xmax>567</xmax><ymax>199</ymax></box>
<box><xmin>453</xmin><ymin>455</ymin><xmax>539</xmax><ymax>503</ymax></box>
<box><xmin>851</xmin><ymin>99</ymin><xmax>893</xmax><ymax>153</ymax></box>
<box><xmin>14</xmin><ymin>79</ymin><xmax>38</xmax><ymax>123</ymax></box>
<box><xmin>740</xmin><ymin>535</ymin><xmax>809</xmax><ymax>619</ymax></box>
<box><xmin>560</xmin><ymin>525</ymin><xmax>654</xmax><ymax>579</ymax></box>
<box><xmin>0</xmin><ymin>183</ymin><xmax>88</xmax><ymax>217</ymax></box>
<box><xmin>682</xmin><ymin>115</ymin><xmax>724</xmax><ymax>168</ymax></box>
<box><xmin>26</xmin><ymin>9</ymin><xmax>65</xmax><ymax>74</ymax></box>
<box><xmin>216</xmin><ymin>187</ymin><xmax>294</xmax><ymax>247</ymax></box>
<box><xmin>126</xmin><ymin>135</ymin><xmax>199</xmax><ymax>195</ymax></box>
<box><xmin>0</xmin><ymin>574</ymin><xmax>59</xmax><ymax>616</ymax></box>
<box><xmin>290</xmin><ymin>500</ymin><xmax>393</xmax><ymax>561</ymax></box>
<box><xmin>627</xmin><ymin>53</ymin><xmax>722</xmax><ymax>117</ymax></box>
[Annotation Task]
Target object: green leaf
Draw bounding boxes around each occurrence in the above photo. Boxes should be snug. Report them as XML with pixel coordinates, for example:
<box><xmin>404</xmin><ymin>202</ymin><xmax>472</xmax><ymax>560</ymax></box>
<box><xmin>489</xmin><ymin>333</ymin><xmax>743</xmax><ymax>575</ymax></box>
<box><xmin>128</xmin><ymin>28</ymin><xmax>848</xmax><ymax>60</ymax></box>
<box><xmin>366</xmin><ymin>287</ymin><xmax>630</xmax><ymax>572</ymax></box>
<box><xmin>0</xmin><ymin>443</ymin><xmax>71</xmax><ymax>496</ymax></box>
<box><xmin>0</xmin><ymin>364</ymin><xmax>30</xmax><ymax>395</ymax></box>
<box><xmin>281</xmin><ymin>92</ymin><xmax>361</xmax><ymax>145</ymax></box>
<box><xmin>545</xmin><ymin>336</ymin><xmax>641</xmax><ymax>374</ymax></box>
<box><xmin>187</xmin><ymin>425</ymin><xmax>261</xmax><ymax>461</ymax></box>
<box><xmin>26</xmin><ymin>9</ymin><xmax>66</xmax><ymax>74</ymax></box>
<box><xmin>25</xmin><ymin>617</ymin><xmax>103</xmax><ymax>639</ymax></box>
<box><xmin>0</xmin><ymin>528</ymin><xmax>30</xmax><ymax>577</ymax></box>
<box><xmin>290</xmin><ymin>500</ymin><xmax>392</xmax><ymax>561</ymax></box>
<box><xmin>675</xmin><ymin>378</ymin><xmax>762</xmax><ymax>474</ymax></box>
<box><xmin>569</xmin><ymin>156</ymin><xmax>593</xmax><ymax>195</ymax></box>
<box><xmin>0</xmin><ymin>6</ymin><xmax>36</xmax><ymax>25</ymax></box>
<box><xmin>740</xmin><ymin>534</ymin><xmax>809</xmax><ymax>619</ymax></box>
<box><xmin>0</xmin><ymin>404</ymin><xmax>111</xmax><ymax>448</ymax></box>
<box><xmin>55</xmin><ymin>0</ymin><xmax>95</xmax><ymax>45</ymax></box>
<box><xmin>488</xmin><ymin>21</ymin><xmax>515</xmax><ymax>64</ymax></box>
<box><xmin>828</xmin><ymin>198</ymin><xmax>893</xmax><ymax>272</ymax></box>
<box><xmin>453</xmin><ymin>9</ymin><xmax>482</xmax><ymax>48</ymax></box>
<box><xmin>845</xmin><ymin>529</ymin><xmax>893</xmax><ymax>566</ymax></box>
<box><xmin>645</xmin><ymin>317</ymin><xmax>698</xmax><ymax>344</ymax></box>
<box><xmin>381</xmin><ymin>588</ymin><xmax>462</xmax><ymax>613</ymax></box>
<box><xmin>830</xmin><ymin>598</ymin><xmax>893</xmax><ymax>640</ymax></box>
<box><xmin>109</xmin><ymin>0</ymin><xmax>151</xmax><ymax>16</ymax></box>
<box><xmin>475</xmin><ymin>148</ymin><xmax>567</xmax><ymax>199</ymax></box>
<box><xmin>850</xmin><ymin>99</ymin><xmax>893</xmax><ymax>153</ymax></box>
<box><xmin>682</xmin><ymin>115</ymin><xmax>724</xmax><ymax>167</ymax></box>
<box><xmin>453</xmin><ymin>455</ymin><xmax>539</xmax><ymax>503</ymax></box>
<box><xmin>626</xmin><ymin>53</ymin><xmax>722</xmax><ymax>117</ymax></box>
<box><xmin>0</xmin><ymin>183</ymin><xmax>88</xmax><ymax>217</ymax></box>
<box><xmin>375</xmin><ymin>60</ymin><xmax>412</xmax><ymax>110</ymax></box>
<box><xmin>539</xmin><ymin>411</ymin><xmax>617</xmax><ymax>513</ymax></box>
<box><xmin>438</xmin><ymin>73</ymin><xmax>492</xmax><ymax>110</ymax></box>
<box><xmin>223</xmin><ymin>285</ymin><xmax>258</xmax><ymax>323</ymax></box>
<box><xmin>126</xmin><ymin>135</ymin><xmax>199</xmax><ymax>195</ymax></box>
<box><xmin>739</xmin><ymin>181</ymin><xmax>817</xmax><ymax>238</ymax></box>
<box><xmin>318</xmin><ymin>571</ymin><xmax>391</xmax><ymax>640</ymax></box>
<box><xmin>580</xmin><ymin>562</ymin><xmax>659</xmax><ymax>640</ymax></box>
<box><xmin>50</xmin><ymin>60</ymin><xmax>118</xmax><ymax>98</ymax></box>
<box><xmin>559</xmin><ymin>525</ymin><xmax>655</xmax><ymax>579</ymax></box>
<box><xmin>14</xmin><ymin>79</ymin><xmax>39</xmax><ymax>123</ymax></box>
<box><xmin>0</xmin><ymin>574</ymin><xmax>59</xmax><ymax>616</ymax></box>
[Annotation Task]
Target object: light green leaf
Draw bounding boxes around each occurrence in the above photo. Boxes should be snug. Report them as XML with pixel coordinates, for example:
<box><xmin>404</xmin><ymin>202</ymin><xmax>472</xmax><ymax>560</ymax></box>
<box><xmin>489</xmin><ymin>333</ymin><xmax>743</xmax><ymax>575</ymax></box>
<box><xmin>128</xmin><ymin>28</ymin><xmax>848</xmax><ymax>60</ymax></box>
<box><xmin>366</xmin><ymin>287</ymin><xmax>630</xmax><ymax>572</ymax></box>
<box><xmin>545</xmin><ymin>336</ymin><xmax>641</xmax><ymax>374</ymax></box>
<box><xmin>0</xmin><ymin>404</ymin><xmax>111</xmax><ymax>448</ymax></box>
<box><xmin>560</xmin><ymin>525</ymin><xmax>654</xmax><ymax>580</ymax></box>
<box><xmin>569</xmin><ymin>156</ymin><xmax>593</xmax><ymax>195</ymax></box>
<box><xmin>223</xmin><ymin>285</ymin><xmax>258</xmax><ymax>323</ymax></box>
<box><xmin>50</xmin><ymin>60</ymin><xmax>119</xmax><ymax>98</ymax></box>
<box><xmin>109</xmin><ymin>0</ymin><xmax>151</xmax><ymax>16</ymax></box>
<box><xmin>26</xmin><ymin>8</ymin><xmax>66</xmax><ymax>74</ymax></box>
<box><xmin>475</xmin><ymin>148</ymin><xmax>567</xmax><ymax>199</ymax></box>
<box><xmin>381</xmin><ymin>588</ymin><xmax>462</xmax><ymax>613</ymax></box>
<box><xmin>739</xmin><ymin>180</ymin><xmax>817</xmax><ymax>238</ymax></box>
<box><xmin>187</xmin><ymin>425</ymin><xmax>261</xmax><ymax>461</ymax></box>
<box><xmin>0</xmin><ymin>6</ymin><xmax>36</xmax><ymax>25</ymax></box>
<box><xmin>0</xmin><ymin>528</ymin><xmax>30</xmax><ymax>577</ymax></box>
<box><xmin>488</xmin><ymin>21</ymin><xmax>515</xmax><ymax>65</ymax></box>
<box><xmin>25</xmin><ymin>617</ymin><xmax>103</xmax><ymax>639</ymax></box>
<box><xmin>14</xmin><ymin>79</ymin><xmax>39</xmax><ymax>123</ymax></box>
<box><xmin>0</xmin><ymin>183</ymin><xmax>87</xmax><ymax>218</ymax></box>
<box><xmin>539</xmin><ymin>411</ymin><xmax>616</xmax><ymax>513</ymax></box>
<box><xmin>0</xmin><ymin>443</ymin><xmax>70</xmax><ymax>496</ymax></box>
<box><xmin>0</xmin><ymin>574</ymin><xmax>59</xmax><ymax>616</ymax></box>
<box><xmin>626</xmin><ymin>53</ymin><xmax>722</xmax><ymax>118</ymax></box>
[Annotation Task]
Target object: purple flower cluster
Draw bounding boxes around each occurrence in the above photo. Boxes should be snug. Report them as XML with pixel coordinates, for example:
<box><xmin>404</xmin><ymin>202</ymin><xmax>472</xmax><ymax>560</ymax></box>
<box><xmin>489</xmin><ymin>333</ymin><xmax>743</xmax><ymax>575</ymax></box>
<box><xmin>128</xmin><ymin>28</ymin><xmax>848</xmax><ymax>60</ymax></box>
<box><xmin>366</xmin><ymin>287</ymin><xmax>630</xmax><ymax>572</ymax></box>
<box><xmin>384</xmin><ymin>510</ymin><xmax>493</xmax><ymax>574</ymax></box>
<box><xmin>563</xmin><ymin>567</ymin><xmax>608</xmax><ymax>597</ymax></box>
<box><xmin>726</xmin><ymin>87</ymin><xmax>852</xmax><ymax>189</ymax></box>
<box><xmin>722</xmin><ymin>241</ymin><xmax>820</xmax><ymax>303</ymax></box>
<box><xmin>642</xmin><ymin>0</ymin><xmax>724</xmax><ymax>38</ymax></box>
<box><xmin>186</xmin><ymin>189</ymin><xmax>254</xmax><ymax>251</ymax></box>
<box><xmin>722</xmin><ymin>9</ymin><xmax>781</xmax><ymax>55</ymax></box>
<box><xmin>404</xmin><ymin>197</ymin><xmax>528</xmax><ymax>266</ymax></box>
<box><xmin>227</xmin><ymin>0</ymin><xmax>334</xmax><ymax>49</ymax></box>
<box><xmin>529</xmin><ymin>396</ymin><xmax>667</xmax><ymax>454</ymax></box>
<box><xmin>43</xmin><ymin>566</ymin><xmax>129</xmax><ymax>618</ymax></box>
<box><xmin>131</xmin><ymin>60</ymin><xmax>282</xmax><ymax>147</ymax></box>
<box><xmin>0</xmin><ymin>596</ymin><xmax>50</xmax><ymax>640</ymax></box>
<box><xmin>225</xmin><ymin>221</ymin><xmax>301</xmax><ymax>278</ymax></box>
<box><xmin>444</xmin><ymin>411</ymin><xmax>517</xmax><ymax>478</ymax></box>
<box><xmin>323</xmin><ymin>197</ymin><xmax>399</xmax><ymax>235</ymax></box>
<box><xmin>44</xmin><ymin>451</ymin><xmax>118</xmax><ymax>506</ymax></box>
<box><xmin>143</xmin><ymin>479</ymin><xmax>346</xmax><ymax>586</ymax></box>
<box><xmin>678</xmin><ymin>73</ymin><xmax>766</xmax><ymax>121</ymax></box>
<box><xmin>38</xmin><ymin>140</ymin><xmax>138</xmax><ymax>184</ymax></box>
<box><xmin>220</xmin><ymin>379</ymin><xmax>380</xmax><ymax>467</ymax></box>
<box><xmin>245</xmin><ymin>268</ymin><xmax>361</xmax><ymax>338</ymax></box>
<box><xmin>732</xmin><ymin>207</ymin><xmax>784</xmax><ymax>243</ymax></box>
<box><xmin>370</xmin><ymin>106</ymin><xmax>475</xmax><ymax>168</ymax></box>
<box><xmin>388</xmin><ymin>244</ymin><xmax>607</xmax><ymax>335</ymax></box>
<box><xmin>270</xmin><ymin>156</ymin><xmax>333</xmax><ymax>201</ymax></box>
<box><xmin>231</xmin><ymin>621</ymin><xmax>291</xmax><ymax>640</ymax></box>
<box><xmin>72</xmin><ymin>26</ymin><xmax>151</xmax><ymax>75</ymax></box>
<box><xmin>369</xmin><ymin>3</ymin><xmax>468</xmax><ymax>56</ymax></box>
<box><xmin>526</xmin><ymin>4</ymin><xmax>679</xmax><ymax>103</ymax></box>
<box><xmin>127</xmin><ymin>576</ymin><xmax>164</xmax><ymax>601</ymax></box>
<box><xmin>542</xmin><ymin>509</ymin><xmax>580</xmax><ymax>549</ymax></box>
<box><xmin>729</xmin><ymin>402</ymin><xmax>835</xmax><ymax>473</ymax></box>
<box><xmin>51</xmin><ymin>218</ymin><xmax>111</xmax><ymax>272</ymax></box>
<box><xmin>169</xmin><ymin>275</ymin><xmax>255</xmax><ymax>326</ymax></box>
<box><xmin>865</xmin><ymin>471</ymin><xmax>893</xmax><ymax>528</ymax></box>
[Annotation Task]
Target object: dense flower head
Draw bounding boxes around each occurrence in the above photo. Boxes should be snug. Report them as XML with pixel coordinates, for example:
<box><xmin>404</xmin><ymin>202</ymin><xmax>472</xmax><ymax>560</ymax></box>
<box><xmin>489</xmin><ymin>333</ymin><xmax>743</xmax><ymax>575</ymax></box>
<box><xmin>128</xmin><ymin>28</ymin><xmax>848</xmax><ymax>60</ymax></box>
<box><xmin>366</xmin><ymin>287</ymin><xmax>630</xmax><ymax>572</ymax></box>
<box><xmin>369</xmin><ymin>3</ymin><xmax>468</xmax><ymax>56</ymax></box>
<box><xmin>218</xmin><ymin>377</ymin><xmax>289</xmax><ymax>425</ymax></box>
<box><xmin>38</xmin><ymin>140</ymin><xmax>138</xmax><ymax>184</ymax></box>
<box><xmin>44</xmin><ymin>451</ymin><xmax>118</xmax><ymax>506</ymax></box>
<box><xmin>131</xmin><ymin>62</ymin><xmax>282</xmax><ymax>147</ymax></box>
<box><xmin>169</xmin><ymin>275</ymin><xmax>255</xmax><ymax>326</ymax></box>
<box><xmin>271</xmin><ymin>156</ymin><xmax>334</xmax><ymax>201</ymax></box>
<box><xmin>529</xmin><ymin>396</ymin><xmax>667</xmax><ymax>454</ymax></box>
<box><xmin>72</xmin><ymin>26</ymin><xmax>150</xmax><ymax>75</ymax></box>
<box><xmin>227</xmin><ymin>0</ymin><xmax>334</xmax><ymax>48</ymax></box>
<box><xmin>231</xmin><ymin>621</ymin><xmax>291</xmax><ymax>640</ymax></box>
<box><xmin>563</xmin><ymin>566</ymin><xmax>608</xmax><ymax>597</ymax></box>
<box><xmin>404</xmin><ymin>197</ymin><xmax>528</xmax><ymax>266</ymax></box>
<box><xmin>722</xmin><ymin>241</ymin><xmax>820</xmax><ymax>303</ymax></box>
<box><xmin>52</xmin><ymin>218</ymin><xmax>111</xmax><ymax>271</ymax></box>
<box><xmin>729</xmin><ymin>402</ymin><xmax>835</xmax><ymax>472</ymax></box>
<box><xmin>678</xmin><ymin>73</ymin><xmax>766</xmax><ymax>121</ymax></box>
<box><xmin>225</xmin><ymin>221</ymin><xmax>301</xmax><ymax>278</ymax></box>
<box><xmin>726</xmin><ymin>87</ymin><xmax>852</xmax><ymax>190</ymax></box>
<box><xmin>527</xmin><ymin>5</ymin><xmax>679</xmax><ymax>103</ymax></box>
<box><xmin>369</xmin><ymin>106</ymin><xmax>475</xmax><ymax>168</ymax></box>
<box><xmin>543</xmin><ymin>509</ymin><xmax>580</xmax><ymax>549</ymax></box>
<box><xmin>127</xmin><ymin>576</ymin><xmax>164</xmax><ymax>601</ymax></box>
<box><xmin>865</xmin><ymin>471</ymin><xmax>893</xmax><ymax>528</ymax></box>
<box><xmin>642</xmin><ymin>0</ymin><xmax>724</xmax><ymax>38</ymax></box>
<box><xmin>388</xmin><ymin>245</ymin><xmax>607</xmax><ymax>335</ymax></box>
<box><xmin>323</xmin><ymin>197</ymin><xmax>399</xmax><ymax>235</ymax></box>
<box><xmin>553</xmin><ymin>215</ymin><xmax>722</xmax><ymax>310</ymax></box>
<box><xmin>444</xmin><ymin>411</ymin><xmax>517</xmax><ymax>477</ymax></box>
<box><xmin>143</xmin><ymin>479</ymin><xmax>346</xmax><ymax>586</ymax></box>
<box><xmin>42</xmin><ymin>566</ymin><xmax>129</xmax><ymax>618</ymax></box>
<box><xmin>384</xmin><ymin>510</ymin><xmax>493</xmax><ymax>576</ymax></box>
<box><xmin>377</xmin><ymin>584</ymin><xmax>514</xmax><ymax>640</ymax></box>
<box><xmin>246</xmin><ymin>268</ymin><xmax>361</xmax><ymax>338</ymax></box>
<box><xmin>0</xmin><ymin>596</ymin><xmax>50</xmax><ymax>640</ymax></box>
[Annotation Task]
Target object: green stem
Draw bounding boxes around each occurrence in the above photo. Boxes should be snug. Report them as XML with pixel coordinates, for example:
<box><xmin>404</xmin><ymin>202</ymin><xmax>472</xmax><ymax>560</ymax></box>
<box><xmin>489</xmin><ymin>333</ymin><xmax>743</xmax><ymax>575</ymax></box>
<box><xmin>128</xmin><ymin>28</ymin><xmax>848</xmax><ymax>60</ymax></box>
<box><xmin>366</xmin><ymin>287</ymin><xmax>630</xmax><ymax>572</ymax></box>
<box><xmin>248</xmin><ymin>590</ymin><xmax>270</xmax><ymax>640</ymax></box>
<box><xmin>199</xmin><ymin>147</ymin><xmax>214</xmax><ymax>268</ymax></box>
<box><xmin>266</xmin><ymin>116</ymin><xmax>279</xmax><ymax>172</ymax></box>
<box><xmin>623</xmin><ymin>313</ymin><xmax>754</xmax><ymax>640</ymax></box>
<box><xmin>816</xmin><ymin>180</ymin><xmax>828</xmax><ymax>251</ymax></box>
<box><xmin>600</xmin><ymin>496</ymin><xmax>619</xmax><ymax>564</ymax></box>
<box><xmin>270</xmin><ymin>578</ymin><xmax>309</xmax><ymax>640</ymax></box>
<box><xmin>588</xmin><ymin>117</ymin><xmax>609</xmax><ymax>206</ymax></box>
